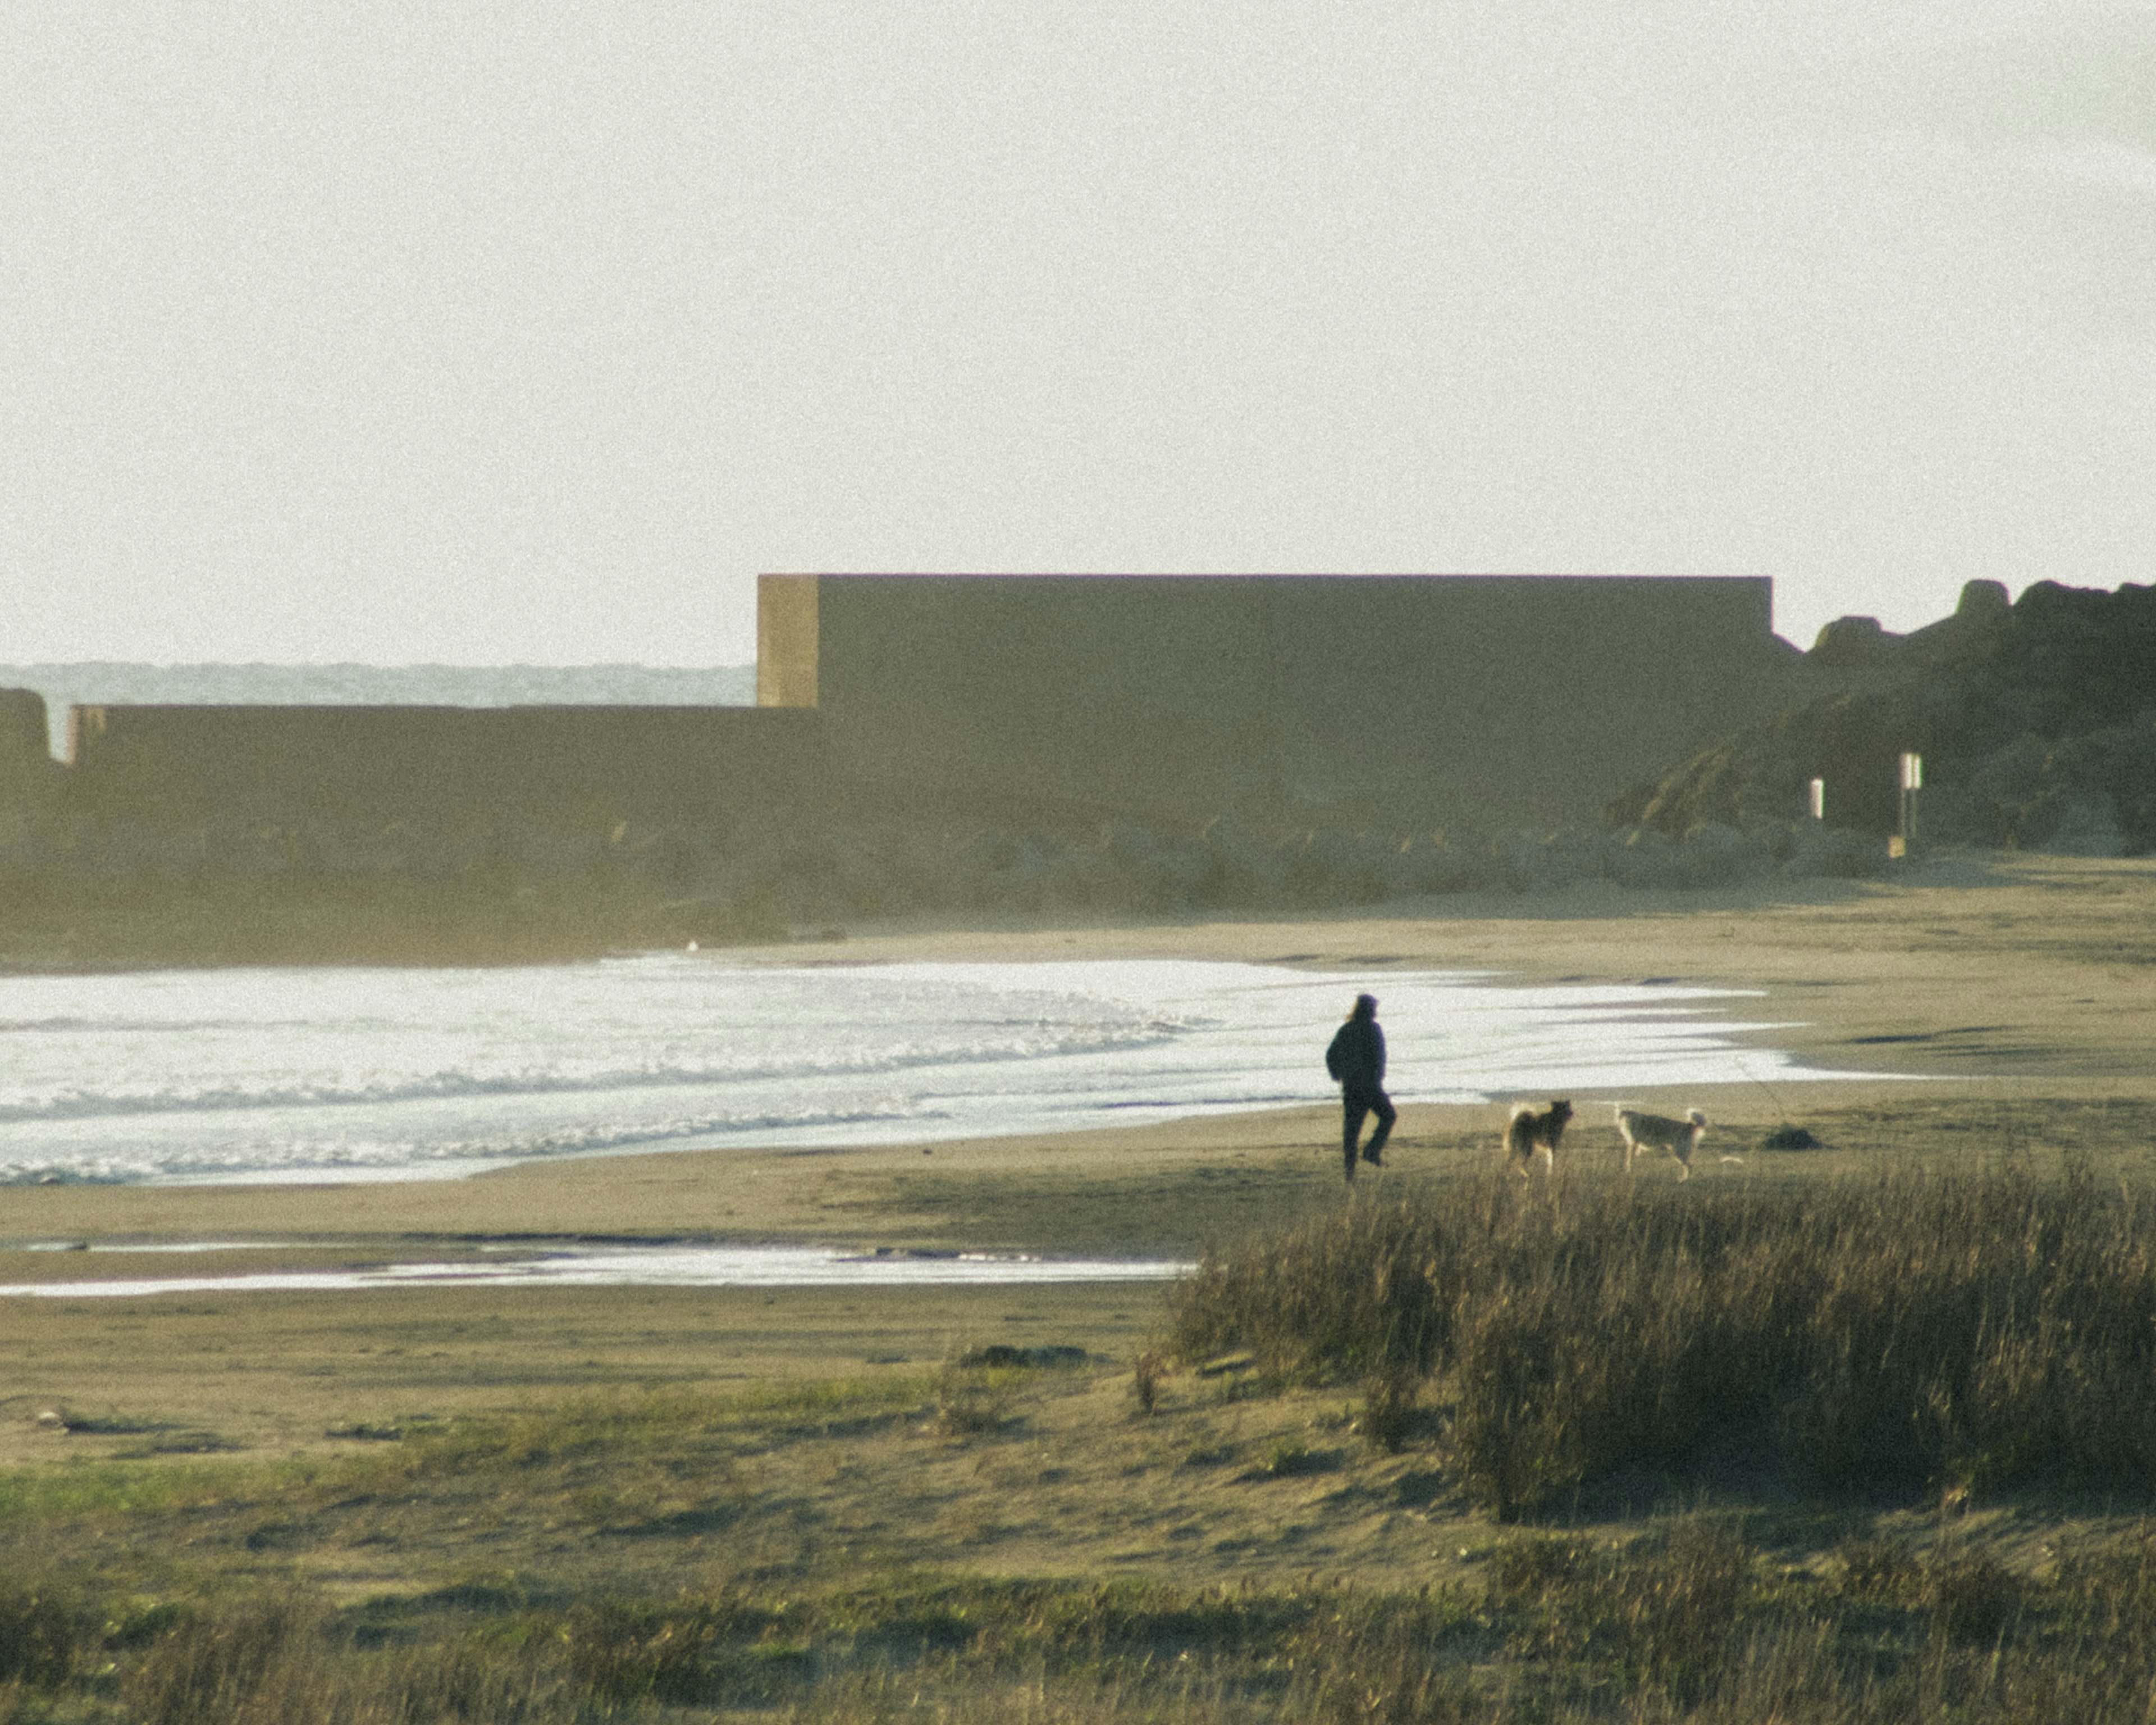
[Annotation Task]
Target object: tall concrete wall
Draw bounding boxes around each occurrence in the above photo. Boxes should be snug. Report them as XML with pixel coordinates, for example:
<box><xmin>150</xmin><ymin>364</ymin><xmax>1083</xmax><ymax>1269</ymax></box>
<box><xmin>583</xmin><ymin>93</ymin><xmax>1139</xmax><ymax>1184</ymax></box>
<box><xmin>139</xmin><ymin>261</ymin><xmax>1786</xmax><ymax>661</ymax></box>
<box><xmin>62</xmin><ymin>704</ymin><xmax>828</xmax><ymax>831</ymax></box>
<box><xmin>770</xmin><ymin>573</ymin><xmax>1790</xmax><ymax>827</ymax></box>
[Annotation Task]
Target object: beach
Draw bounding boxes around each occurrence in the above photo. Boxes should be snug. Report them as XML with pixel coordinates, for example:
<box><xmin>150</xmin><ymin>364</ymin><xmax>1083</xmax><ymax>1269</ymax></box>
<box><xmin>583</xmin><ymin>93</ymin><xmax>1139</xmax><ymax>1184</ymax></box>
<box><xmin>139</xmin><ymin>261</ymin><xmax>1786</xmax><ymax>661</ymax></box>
<box><xmin>2</xmin><ymin>851</ymin><xmax>2152</xmax><ymax>1453</ymax></box>
<box><xmin>0</xmin><ymin>849</ymin><xmax>2152</xmax><ymax>1722</ymax></box>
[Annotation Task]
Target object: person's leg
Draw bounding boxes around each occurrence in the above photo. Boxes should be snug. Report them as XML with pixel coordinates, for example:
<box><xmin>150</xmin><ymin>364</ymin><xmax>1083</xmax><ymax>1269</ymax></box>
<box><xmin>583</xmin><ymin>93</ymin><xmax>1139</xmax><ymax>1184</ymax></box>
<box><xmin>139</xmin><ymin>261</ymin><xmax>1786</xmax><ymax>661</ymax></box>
<box><xmin>1342</xmin><ymin>1097</ymin><xmax>1369</xmax><ymax>1181</ymax></box>
<box><xmin>1363</xmin><ymin>1091</ymin><xmax>1396</xmax><ymax>1163</ymax></box>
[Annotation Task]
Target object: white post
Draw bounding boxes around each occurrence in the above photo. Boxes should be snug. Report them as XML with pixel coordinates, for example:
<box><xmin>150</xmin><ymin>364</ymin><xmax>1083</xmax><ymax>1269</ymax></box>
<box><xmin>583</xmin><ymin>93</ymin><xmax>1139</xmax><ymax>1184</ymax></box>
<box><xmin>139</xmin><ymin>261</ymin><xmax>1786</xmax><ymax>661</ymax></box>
<box><xmin>1807</xmin><ymin>778</ymin><xmax>1825</xmax><ymax>823</ymax></box>
<box><xmin>1899</xmin><ymin>753</ymin><xmax>1922</xmax><ymax>849</ymax></box>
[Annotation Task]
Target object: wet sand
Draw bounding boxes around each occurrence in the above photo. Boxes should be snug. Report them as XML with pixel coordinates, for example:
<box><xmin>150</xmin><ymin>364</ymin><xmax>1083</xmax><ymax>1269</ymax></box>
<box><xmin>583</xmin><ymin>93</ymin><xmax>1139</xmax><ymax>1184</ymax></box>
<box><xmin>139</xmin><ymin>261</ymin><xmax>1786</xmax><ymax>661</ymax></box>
<box><xmin>1</xmin><ymin>850</ymin><xmax>2152</xmax><ymax>1452</ymax></box>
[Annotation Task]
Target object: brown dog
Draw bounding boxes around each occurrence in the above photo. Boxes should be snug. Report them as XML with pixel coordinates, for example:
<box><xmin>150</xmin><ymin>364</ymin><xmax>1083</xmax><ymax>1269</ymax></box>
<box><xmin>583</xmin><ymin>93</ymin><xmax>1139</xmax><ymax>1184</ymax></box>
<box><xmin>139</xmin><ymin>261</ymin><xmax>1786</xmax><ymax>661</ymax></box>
<box><xmin>1504</xmin><ymin>1099</ymin><xmax>1573</xmax><ymax>1174</ymax></box>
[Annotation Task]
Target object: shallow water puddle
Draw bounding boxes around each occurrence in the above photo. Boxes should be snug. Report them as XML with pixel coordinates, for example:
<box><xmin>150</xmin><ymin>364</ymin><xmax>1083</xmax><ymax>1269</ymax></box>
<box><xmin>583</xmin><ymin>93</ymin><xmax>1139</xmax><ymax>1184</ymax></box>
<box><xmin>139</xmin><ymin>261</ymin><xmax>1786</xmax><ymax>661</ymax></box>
<box><xmin>0</xmin><ymin>1242</ymin><xmax>1192</xmax><ymax>1298</ymax></box>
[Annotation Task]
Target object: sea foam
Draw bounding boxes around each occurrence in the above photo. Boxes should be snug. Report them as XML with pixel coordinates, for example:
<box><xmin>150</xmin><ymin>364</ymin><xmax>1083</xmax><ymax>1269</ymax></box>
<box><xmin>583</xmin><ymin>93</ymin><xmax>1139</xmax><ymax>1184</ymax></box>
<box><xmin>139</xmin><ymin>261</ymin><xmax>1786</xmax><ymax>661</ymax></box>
<box><xmin>0</xmin><ymin>956</ymin><xmax>1859</xmax><ymax>1186</ymax></box>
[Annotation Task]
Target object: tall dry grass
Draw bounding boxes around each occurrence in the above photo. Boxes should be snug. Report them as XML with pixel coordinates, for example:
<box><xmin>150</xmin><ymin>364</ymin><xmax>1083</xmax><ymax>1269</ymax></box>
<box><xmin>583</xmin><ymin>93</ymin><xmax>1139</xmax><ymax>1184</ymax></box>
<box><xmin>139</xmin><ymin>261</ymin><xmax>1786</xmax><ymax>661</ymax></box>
<box><xmin>1170</xmin><ymin>1157</ymin><xmax>2156</xmax><ymax>1514</ymax></box>
<box><xmin>14</xmin><ymin>1531</ymin><xmax>2156</xmax><ymax>1719</ymax></box>
<box><xmin>116</xmin><ymin>1595</ymin><xmax>568</xmax><ymax>1724</ymax></box>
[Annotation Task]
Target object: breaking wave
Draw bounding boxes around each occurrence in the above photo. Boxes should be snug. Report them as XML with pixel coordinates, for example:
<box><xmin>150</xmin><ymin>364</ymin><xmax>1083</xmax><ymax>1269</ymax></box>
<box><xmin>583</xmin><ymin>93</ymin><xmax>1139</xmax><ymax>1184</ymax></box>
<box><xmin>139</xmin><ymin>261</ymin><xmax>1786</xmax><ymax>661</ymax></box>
<box><xmin>0</xmin><ymin>955</ymin><xmax>1874</xmax><ymax>1186</ymax></box>
<box><xmin>0</xmin><ymin>1026</ymin><xmax>1181</xmax><ymax>1126</ymax></box>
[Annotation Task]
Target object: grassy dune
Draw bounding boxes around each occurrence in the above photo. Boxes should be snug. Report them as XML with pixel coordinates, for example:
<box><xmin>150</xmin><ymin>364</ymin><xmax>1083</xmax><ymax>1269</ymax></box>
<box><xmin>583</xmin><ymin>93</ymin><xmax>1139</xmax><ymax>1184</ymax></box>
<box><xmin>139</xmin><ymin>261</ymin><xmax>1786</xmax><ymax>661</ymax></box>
<box><xmin>10</xmin><ymin>1133</ymin><xmax>2156</xmax><ymax>1718</ymax></box>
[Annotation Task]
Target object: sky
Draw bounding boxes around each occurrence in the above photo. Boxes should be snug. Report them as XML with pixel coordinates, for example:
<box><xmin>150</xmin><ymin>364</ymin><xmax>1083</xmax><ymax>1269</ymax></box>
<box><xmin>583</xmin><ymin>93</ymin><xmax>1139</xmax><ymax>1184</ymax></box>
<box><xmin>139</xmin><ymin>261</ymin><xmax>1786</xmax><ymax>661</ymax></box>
<box><xmin>3</xmin><ymin>2</ymin><xmax>2150</xmax><ymax>667</ymax></box>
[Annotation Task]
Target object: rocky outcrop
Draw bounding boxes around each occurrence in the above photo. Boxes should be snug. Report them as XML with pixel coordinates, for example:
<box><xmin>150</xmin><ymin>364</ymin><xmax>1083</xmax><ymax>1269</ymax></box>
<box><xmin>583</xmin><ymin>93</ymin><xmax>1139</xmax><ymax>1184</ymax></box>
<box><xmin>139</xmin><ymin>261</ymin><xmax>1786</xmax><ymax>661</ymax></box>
<box><xmin>1807</xmin><ymin>578</ymin><xmax>2012</xmax><ymax>677</ymax></box>
<box><xmin>1610</xmin><ymin>579</ymin><xmax>2156</xmax><ymax>854</ymax></box>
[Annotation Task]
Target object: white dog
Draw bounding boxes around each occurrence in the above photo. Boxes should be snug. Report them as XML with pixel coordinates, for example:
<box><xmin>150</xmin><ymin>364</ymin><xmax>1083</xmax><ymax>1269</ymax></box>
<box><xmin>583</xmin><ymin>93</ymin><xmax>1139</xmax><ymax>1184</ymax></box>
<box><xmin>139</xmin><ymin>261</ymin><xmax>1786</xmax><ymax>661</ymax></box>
<box><xmin>1614</xmin><ymin>1105</ymin><xmax>1709</xmax><ymax>1179</ymax></box>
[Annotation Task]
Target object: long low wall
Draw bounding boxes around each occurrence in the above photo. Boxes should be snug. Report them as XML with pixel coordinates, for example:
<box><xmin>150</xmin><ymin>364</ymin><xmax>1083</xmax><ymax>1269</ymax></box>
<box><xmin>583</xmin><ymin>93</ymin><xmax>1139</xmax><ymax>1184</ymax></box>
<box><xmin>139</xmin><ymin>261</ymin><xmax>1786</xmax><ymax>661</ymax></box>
<box><xmin>57</xmin><ymin>703</ymin><xmax>829</xmax><ymax>830</ymax></box>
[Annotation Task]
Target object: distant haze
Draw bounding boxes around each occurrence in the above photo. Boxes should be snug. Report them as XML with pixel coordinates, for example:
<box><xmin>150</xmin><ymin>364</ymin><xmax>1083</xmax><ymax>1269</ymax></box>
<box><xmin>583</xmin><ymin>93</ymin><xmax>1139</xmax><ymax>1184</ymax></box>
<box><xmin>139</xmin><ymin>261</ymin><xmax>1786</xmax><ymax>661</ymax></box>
<box><xmin>4</xmin><ymin>4</ymin><xmax>2150</xmax><ymax>664</ymax></box>
<box><xmin>0</xmin><ymin>664</ymin><xmax>757</xmax><ymax>758</ymax></box>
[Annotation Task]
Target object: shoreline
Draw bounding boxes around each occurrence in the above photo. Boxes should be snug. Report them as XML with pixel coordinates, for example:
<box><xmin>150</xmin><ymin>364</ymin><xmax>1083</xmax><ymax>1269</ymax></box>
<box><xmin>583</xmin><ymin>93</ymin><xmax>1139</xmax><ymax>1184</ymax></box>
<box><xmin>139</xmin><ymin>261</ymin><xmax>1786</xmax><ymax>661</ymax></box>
<box><xmin>1</xmin><ymin>851</ymin><xmax>2150</xmax><ymax>1259</ymax></box>
<box><xmin>0</xmin><ymin>921</ymin><xmax>1942</xmax><ymax>1197</ymax></box>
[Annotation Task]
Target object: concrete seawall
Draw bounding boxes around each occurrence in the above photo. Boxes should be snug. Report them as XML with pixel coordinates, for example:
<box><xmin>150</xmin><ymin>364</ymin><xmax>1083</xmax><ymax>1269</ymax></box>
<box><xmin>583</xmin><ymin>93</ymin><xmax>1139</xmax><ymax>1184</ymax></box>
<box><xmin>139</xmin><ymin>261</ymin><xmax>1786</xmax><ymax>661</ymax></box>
<box><xmin>11</xmin><ymin>575</ymin><xmax>1812</xmax><ymax>839</ymax></box>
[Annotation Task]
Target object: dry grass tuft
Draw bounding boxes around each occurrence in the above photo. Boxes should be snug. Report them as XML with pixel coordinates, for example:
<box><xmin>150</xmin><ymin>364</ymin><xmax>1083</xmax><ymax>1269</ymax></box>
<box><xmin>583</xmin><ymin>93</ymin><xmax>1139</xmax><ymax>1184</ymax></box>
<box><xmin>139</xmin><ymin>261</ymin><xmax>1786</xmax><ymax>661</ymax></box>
<box><xmin>935</xmin><ymin>1363</ymin><xmax>1025</xmax><ymax>1438</ymax></box>
<box><xmin>1171</xmin><ymin>1156</ymin><xmax>2156</xmax><ymax>1514</ymax></box>
<box><xmin>1132</xmin><ymin>1350</ymin><xmax>1170</xmax><ymax>1416</ymax></box>
<box><xmin>1357</xmin><ymin>1372</ymin><xmax>1422</xmax><ymax>1455</ymax></box>
<box><xmin>117</xmin><ymin>1594</ymin><xmax>566</xmax><ymax>1725</ymax></box>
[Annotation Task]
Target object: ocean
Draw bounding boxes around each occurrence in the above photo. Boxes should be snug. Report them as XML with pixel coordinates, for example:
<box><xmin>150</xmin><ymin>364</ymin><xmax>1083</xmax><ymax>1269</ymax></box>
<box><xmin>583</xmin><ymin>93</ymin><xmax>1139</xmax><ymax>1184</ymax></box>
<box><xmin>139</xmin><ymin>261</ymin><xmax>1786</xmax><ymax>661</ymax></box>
<box><xmin>0</xmin><ymin>956</ymin><xmax>1862</xmax><ymax>1188</ymax></box>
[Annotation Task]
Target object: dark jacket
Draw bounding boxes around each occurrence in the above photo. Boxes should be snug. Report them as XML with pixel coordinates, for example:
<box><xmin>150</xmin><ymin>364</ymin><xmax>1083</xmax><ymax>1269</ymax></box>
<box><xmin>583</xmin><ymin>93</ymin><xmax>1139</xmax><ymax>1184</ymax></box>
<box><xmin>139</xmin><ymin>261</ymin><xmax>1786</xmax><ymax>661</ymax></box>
<box><xmin>1326</xmin><ymin>1011</ymin><xmax>1386</xmax><ymax>1094</ymax></box>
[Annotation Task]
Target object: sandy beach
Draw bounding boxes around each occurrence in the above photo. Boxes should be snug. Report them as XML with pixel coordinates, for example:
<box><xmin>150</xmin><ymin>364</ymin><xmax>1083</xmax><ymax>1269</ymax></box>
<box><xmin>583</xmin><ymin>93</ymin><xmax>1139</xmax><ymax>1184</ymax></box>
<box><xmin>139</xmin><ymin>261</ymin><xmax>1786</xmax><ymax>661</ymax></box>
<box><xmin>5</xmin><ymin>848</ymin><xmax>2152</xmax><ymax>1244</ymax></box>
<box><xmin>2</xmin><ymin>850</ymin><xmax>2152</xmax><ymax>1457</ymax></box>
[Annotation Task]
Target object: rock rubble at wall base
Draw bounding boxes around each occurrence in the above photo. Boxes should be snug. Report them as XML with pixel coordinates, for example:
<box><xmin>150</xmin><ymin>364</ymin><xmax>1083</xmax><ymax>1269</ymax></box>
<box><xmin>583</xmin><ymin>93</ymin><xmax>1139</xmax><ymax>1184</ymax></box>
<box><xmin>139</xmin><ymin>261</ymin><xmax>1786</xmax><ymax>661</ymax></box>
<box><xmin>0</xmin><ymin>806</ymin><xmax>1899</xmax><ymax>971</ymax></box>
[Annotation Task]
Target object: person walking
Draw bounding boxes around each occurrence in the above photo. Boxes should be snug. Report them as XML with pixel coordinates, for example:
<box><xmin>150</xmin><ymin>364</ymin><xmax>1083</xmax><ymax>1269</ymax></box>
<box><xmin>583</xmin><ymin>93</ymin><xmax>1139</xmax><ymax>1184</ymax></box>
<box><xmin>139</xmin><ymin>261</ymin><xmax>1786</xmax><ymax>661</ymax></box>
<box><xmin>1326</xmin><ymin>993</ymin><xmax>1396</xmax><ymax>1183</ymax></box>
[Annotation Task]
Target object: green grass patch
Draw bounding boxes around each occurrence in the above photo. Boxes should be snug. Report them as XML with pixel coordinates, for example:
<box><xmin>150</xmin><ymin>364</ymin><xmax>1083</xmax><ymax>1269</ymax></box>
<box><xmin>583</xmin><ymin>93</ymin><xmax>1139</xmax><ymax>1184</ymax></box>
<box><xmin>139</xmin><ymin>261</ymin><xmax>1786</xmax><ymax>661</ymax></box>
<box><xmin>0</xmin><ymin>1461</ymin><xmax>246</xmax><ymax>1524</ymax></box>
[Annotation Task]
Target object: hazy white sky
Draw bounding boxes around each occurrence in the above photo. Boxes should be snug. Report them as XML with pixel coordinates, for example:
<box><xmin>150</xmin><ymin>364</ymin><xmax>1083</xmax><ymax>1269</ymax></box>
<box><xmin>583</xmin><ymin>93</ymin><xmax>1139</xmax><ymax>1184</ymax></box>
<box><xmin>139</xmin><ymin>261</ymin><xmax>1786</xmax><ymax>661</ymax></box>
<box><xmin>3</xmin><ymin>2</ymin><xmax>2150</xmax><ymax>665</ymax></box>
